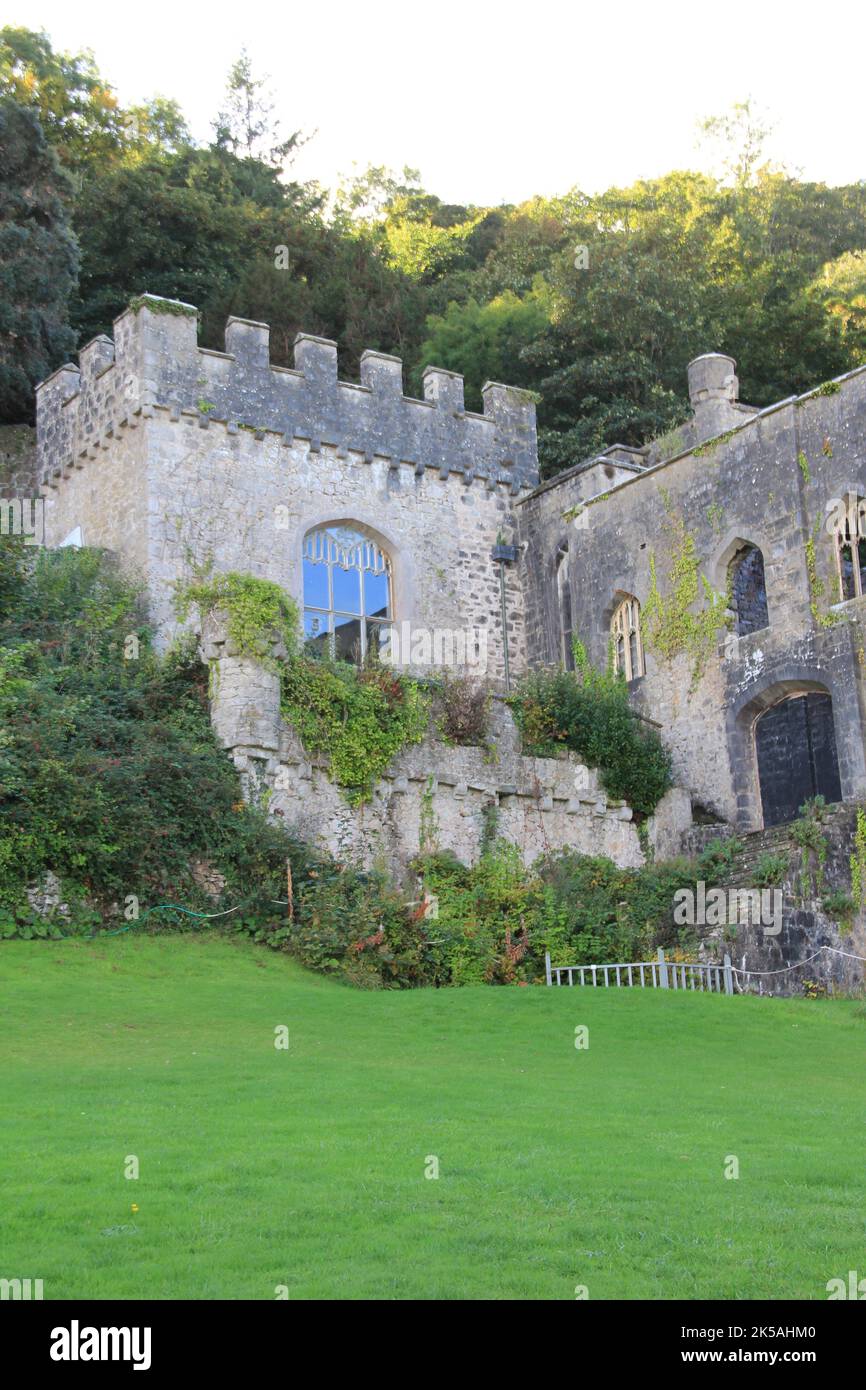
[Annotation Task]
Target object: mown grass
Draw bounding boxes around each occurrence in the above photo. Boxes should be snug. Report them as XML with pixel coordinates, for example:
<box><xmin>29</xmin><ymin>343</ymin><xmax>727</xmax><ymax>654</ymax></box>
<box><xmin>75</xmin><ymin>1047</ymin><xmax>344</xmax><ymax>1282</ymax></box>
<box><xmin>1</xmin><ymin>934</ymin><xmax>863</xmax><ymax>1300</ymax></box>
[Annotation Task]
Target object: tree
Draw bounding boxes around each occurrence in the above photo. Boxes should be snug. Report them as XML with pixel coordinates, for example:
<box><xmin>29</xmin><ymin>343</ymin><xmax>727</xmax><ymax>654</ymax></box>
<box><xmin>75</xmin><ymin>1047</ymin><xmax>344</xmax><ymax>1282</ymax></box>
<box><xmin>212</xmin><ymin>49</ymin><xmax>304</xmax><ymax>168</ymax></box>
<box><xmin>126</xmin><ymin>96</ymin><xmax>192</xmax><ymax>159</ymax></box>
<box><xmin>419</xmin><ymin>286</ymin><xmax>550</xmax><ymax>408</ymax></box>
<box><xmin>0</xmin><ymin>27</ymin><xmax>127</xmax><ymax>176</ymax></box>
<box><xmin>0</xmin><ymin>99</ymin><xmax>78</xmax><ymax>424</ymax></box>
<box><xmin>697</xmin><ymin>98</ymin><xmax>776</xmax><ymax>189</ymax></box>
<box><xmin>812</xmin><ymin>250</ymin><xmax>866</xmax><ymax>361</ymax></box>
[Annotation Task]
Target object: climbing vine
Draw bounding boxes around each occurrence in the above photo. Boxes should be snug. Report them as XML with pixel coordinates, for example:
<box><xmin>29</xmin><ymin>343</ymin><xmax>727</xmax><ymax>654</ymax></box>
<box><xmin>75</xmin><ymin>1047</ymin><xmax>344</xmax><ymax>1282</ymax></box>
<box><xmin>419</xmin><ymin>777</ymin><xmax>440</xmax><ymax>854</ymax></box>
<box><xmin>851</xmin><ymin>807</ymin><xmax>866</xmax><ymax>909</ymax></box>
<box><xmin>804</xmin><ymin>521</ymin><xmax>843</xmax><ymax>629</ymax></box>
<box><xmin>791</xmin><ymin>797</ymin><xmax>829</xmax><ymax>899</ymax></box>
<box><xmin>642</xmin><ymin>506</ymin><xmax>730</xmax><ymax>688</ymax></box>
<box><xmin>691</xmin><ymin>426</ymin><xmax>741</xmax><ymax>458</ymax></box>
<box><xmin>177</xmin><ymin>572</ymin><xmax>430</xmax><ymax>805</ymax></box>
<box><xmin>176</xmin><ymin>570</ymin><xmax>299</xmax><ymax>667</ymax></box>
<box><xmin>796</xmin><ymin>379</ymin><xmax>841</xmax><ymax>406</ymax></box>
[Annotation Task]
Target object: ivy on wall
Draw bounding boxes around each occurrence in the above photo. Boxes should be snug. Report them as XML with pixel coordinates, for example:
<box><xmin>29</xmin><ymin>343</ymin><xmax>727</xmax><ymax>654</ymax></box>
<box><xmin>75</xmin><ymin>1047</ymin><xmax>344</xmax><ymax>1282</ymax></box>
<box><xmin>642</xmin><ymin>503</ymin><xmax>730</xmax><ymax>688</ymax></box>
<box><xmin>280</xmin><ymin>659</ymin><xmax>429</xmax><ymax>805</ymax></box>
<box><xmin>176</xmin><ymin>570</ymin><xmax>299</xmax><ymax>666</ymax></box>
<box><xmin>804</xmin><ymin>520</ymin><xmax>843</xmax><ymax>629</ymax></box>
<box><xmin>177</xmin><ymin>571</ymin><xmax>429</xmax><ymax>805</ymax></box>
<box><xmin>851</xmin><ymin>807</ymin><xmax>866</xmax><ymax>909</ymax></box>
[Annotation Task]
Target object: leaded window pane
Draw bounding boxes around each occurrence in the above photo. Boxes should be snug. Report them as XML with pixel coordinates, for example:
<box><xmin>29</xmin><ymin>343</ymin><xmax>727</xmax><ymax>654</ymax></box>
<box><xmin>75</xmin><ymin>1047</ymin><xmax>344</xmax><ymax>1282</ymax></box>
<box><xmin>302</xmin><ymin>525</ymin><xmax>393</xmax><ymax>663</ymax></box>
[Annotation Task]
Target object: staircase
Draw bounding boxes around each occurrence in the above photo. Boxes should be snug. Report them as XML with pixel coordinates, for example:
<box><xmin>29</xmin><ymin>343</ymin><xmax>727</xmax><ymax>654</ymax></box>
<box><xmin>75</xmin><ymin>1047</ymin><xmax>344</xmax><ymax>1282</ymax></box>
<box><xmin>689</xmin><ymin>804</ymin><xmax>855</xmax><ymax>891</ymax></box>
<box><xmin>689</xmin><ymin>805</ymin><xmax>862</xmax><ymax>996</ymax></box>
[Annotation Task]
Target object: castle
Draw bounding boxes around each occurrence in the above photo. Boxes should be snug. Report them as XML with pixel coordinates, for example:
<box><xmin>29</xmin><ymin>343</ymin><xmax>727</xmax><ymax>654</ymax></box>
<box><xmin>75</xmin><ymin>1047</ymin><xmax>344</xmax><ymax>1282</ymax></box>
<box><xmin>34</xmin><ymin>295</ymin><xmax>866</xmax><ymax>972</ymax></box>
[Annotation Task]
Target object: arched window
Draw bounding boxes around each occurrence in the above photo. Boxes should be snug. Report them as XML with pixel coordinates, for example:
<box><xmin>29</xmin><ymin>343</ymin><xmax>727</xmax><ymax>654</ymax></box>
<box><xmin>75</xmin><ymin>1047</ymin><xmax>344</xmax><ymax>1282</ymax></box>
<box><xmin>727</xmin><ymin>543</ymin><xmax>768</xmax><ymax>635</ymax></box>
<box><xmin>611</xmin><ymin>597</ymin><xmax>644</xmax><ymax>681</ymax></box>
<box><xmin>831</xmin><ymin>493</ymin><xmax>866</xmax><ymax>601</ymax></box>
<box><xmin>556</xmin><ymin>544</ymin><xmax>574</xmax><ymax>670</ymax></box>
<box><xmin>302</xmin><ymin>524</ymin><xmax>392</xmax><ymax>662</ymax></box>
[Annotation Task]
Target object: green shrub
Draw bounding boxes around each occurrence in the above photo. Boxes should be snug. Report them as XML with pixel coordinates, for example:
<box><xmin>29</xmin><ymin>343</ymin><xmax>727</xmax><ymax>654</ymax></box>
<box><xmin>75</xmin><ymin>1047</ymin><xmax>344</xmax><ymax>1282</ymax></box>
<box><xmin>536</xmin><ymin>850</ymin><xmax>698</xmax><ymax>964</ymax></box>
<box><xmin>821</xmin><ymin>889</ymin><xmax>855</xmax><ymax>930</ymax></box>
<box><xmin>418</xmin><ymin>841</ymin><xmax>562</xmax><ymax>985</ymax></box>
<box><xmin>0</xmin><ymin>546</ymin><xmax>300</xmax><ymax>926</ymax></box>
<box><xmin>753</xmin><ymin>850</ymin><xmax>789</xmax><ymax>887</ymax></box>
<box><xmin>280</xmin><ymin>655</ymin><xmax>429</xmax><ymax>803</ymax></box>
<box><xmin>244</xmin><ymin>860</ymin><xmax>430</xmax><ymax>989</ymax></box>
<box><xmin>696</xmin><ymin>836</ymin><xmax>745</xmax><ymax>880</ymax></box>
<box><xmin>507</xmin><ymin>644</ymin><xmax>672</xmax><ymax>816</ymax></box>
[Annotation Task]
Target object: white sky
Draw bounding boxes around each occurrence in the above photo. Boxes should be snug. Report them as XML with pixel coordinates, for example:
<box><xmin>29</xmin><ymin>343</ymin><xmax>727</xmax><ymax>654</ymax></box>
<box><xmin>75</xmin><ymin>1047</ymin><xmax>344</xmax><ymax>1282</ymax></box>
<box><xmin>8</xmin><ymin>0</ymin><xmax>866</xmax><ymax>204</ymax></box>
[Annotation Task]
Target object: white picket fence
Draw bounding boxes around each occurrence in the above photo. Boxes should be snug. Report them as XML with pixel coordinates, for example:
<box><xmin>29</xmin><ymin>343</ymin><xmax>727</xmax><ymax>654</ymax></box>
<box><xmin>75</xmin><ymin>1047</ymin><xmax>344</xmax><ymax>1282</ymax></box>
<box><xmin>544</xmin><ymin>947</ymin><xmax>734</xmax><ymax>995</ymax></box>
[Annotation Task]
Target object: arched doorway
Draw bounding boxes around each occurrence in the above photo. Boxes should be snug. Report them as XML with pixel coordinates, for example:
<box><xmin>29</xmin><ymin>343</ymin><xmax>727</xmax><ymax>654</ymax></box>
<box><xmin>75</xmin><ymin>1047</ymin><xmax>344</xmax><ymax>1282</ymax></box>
<box><xmin>755</xmin><ymin>692</ymin><xmax>842</xmax><ymax>826</ymax></box>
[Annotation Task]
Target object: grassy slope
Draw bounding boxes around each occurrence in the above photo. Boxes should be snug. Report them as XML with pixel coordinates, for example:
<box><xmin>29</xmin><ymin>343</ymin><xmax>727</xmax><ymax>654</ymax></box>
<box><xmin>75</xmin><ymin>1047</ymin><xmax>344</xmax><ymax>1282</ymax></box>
<box><xmin>0</xmin><ymin>934</ymin><xmax>863</xmax><ymax>1301</ymax></box>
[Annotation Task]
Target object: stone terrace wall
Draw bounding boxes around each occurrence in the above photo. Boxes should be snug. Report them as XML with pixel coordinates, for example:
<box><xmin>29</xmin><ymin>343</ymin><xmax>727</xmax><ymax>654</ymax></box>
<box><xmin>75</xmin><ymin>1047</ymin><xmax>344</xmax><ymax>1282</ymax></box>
<box><xmin>202</xmin><ymin>623</ymin><xmax>689</xmax><ymax>875</ymax></box>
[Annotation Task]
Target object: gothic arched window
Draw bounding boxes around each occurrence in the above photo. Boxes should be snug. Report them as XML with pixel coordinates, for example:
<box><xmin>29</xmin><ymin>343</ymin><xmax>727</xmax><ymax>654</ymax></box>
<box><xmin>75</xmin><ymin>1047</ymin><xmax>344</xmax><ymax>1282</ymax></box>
<box><xmin>556</xmin><ymin>544</ymin><xmax>574</xmax><ymax>670</ymax></box>
<box><xmin>302</xmin><ymin>524</ymin><xmax>392</xmax><ymax>662</ymax></box>
<box><xmin>611</xmin><ymin>596</ymin><xmax>644</xmax><ymax>681</ymax></box>
<box><xmin>728</xmin><ymin>543</ymin><xmax>769</xmax><ymax>635</ymax></box>
<box><xmin>831</xmin><ymin>494</ymin><xmax>866</xmax><ymax>601</ymax></box>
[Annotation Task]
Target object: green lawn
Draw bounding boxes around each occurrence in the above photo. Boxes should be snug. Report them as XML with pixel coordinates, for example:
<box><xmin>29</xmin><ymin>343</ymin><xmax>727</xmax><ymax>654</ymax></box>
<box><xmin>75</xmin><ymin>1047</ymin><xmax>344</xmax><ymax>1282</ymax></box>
<box><xmin>1</xmin><ymin>934</ymin><xmax>863</xmax><ymax>1300</ymax></box>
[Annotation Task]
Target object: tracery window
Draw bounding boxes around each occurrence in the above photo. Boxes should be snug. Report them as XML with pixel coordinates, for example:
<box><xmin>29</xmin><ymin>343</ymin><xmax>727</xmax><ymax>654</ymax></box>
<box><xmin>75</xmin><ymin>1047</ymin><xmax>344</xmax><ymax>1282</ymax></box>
<box><xmin>831</xmin><ymin>494</ymin><xmax>866</xmax><ymax>601</ymax></box>
<box><xmin>611</xmin><ymin>596</ymin><xmax>644</xmax><ymax>681</ymax></box>
<box><xmin>302</xmin><ymin>524</ymin><xmax>392</xmax><ymax>662</ymax></box>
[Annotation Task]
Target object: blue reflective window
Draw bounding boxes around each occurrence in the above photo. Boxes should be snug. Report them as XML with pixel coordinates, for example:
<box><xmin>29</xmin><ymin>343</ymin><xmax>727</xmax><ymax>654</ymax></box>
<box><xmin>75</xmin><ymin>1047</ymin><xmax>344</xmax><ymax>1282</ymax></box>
<box><xmin>302</xmin><ymin>525</ymin><xmax>392</xmax><ymax>663</ymax></box>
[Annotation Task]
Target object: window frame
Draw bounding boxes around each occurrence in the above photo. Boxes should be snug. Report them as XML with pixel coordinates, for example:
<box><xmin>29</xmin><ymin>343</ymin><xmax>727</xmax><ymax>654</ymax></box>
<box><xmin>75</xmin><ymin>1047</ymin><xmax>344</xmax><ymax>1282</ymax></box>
<box><xmin>611</xmin><ymin>596</ymin><xmax>644</xmax><ymax>682</ymax></box>
<box><xmin>302</xmin><ymin>524</ymin><xmax>393</xmax><ymax>663</ymax></box>
<box><xmin>833</xmin><ymin>496</ymin><xmax>866</xmax><ymax>602</ymax></box>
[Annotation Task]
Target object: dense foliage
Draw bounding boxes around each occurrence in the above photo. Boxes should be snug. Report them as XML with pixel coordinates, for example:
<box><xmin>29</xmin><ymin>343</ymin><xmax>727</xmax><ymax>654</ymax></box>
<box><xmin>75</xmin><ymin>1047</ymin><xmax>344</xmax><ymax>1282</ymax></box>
<box><xmin>2</xmin><ymin>28</ymin><xmax>866</xmax><ymax>475</ymax></box>
<box><xmin>0</xmin><ymin>542</ymin><xmax>313</xmax><ymax>934</ymax></box>
<box><xmin>177</xmin><ymin>571</ymin><xmax>430</xmax><ymax>804</ymax></box>
<box><xmin>0</xmin><ymin>98</ymin><xmax>78</xmax><ymax>422</ymax></box>
<box><xmin>508</xmin><ymin>642</ymin><xmax>672</xmax><ymax>816</ymax></box>
<box><xmin>0</xmin><ymin>542</ymin><xmax>739</xmax><ymax>981</ymax></box>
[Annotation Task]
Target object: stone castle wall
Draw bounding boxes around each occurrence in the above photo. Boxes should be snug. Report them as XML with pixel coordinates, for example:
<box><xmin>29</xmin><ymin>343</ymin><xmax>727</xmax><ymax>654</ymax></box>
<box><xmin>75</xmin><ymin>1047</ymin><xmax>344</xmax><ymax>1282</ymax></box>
<box><xmin>36</xmin><ymin>296</ymin><xmax>537</xmax><ymax>683</ymax></box>
<box><xmin>202</xmin><ymin>616</ymin><xmax>689</xmax><ymax>874</ymax></box>
<box><xmin>522</xmin><ymin>359</ymin><xmax>866</xmax><ymax>828</ymax></box>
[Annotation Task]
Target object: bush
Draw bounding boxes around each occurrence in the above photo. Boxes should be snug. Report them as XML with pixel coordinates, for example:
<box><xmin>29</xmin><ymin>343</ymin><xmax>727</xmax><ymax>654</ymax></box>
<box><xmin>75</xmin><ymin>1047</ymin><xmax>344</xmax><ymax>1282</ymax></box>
<box><xmin>536</xmin><ymin>850</ymin><xmax>699</xmax><ymax>964</ymax></box>
<box><xmin>508</xmin><ymin>645</ymin><xmax>672</xmax><ymax>816</ymax></box>
<box><xmin>418</xmin><ymin>841</ymin><xmax>561</xmax><ymax>985</ymax></box>
<box><xmin>753</xmin><ymin>851</ymin><xmax>790</xmax><ymax>887</ymax></box>
<box><xmin>250</xmin><ymin>860</ymin><xmax>431</xmax><ymax>988</ymax></box>
<box><xmin>432</xmin><ymin>674</ymin><xmax>491</xmax><ymax>747</ymax></box>
<box><xmin>0</xmin><ymin>545</ymin><xmax>300</xmax><ymax>926</ymax></box>
<box><xmin>821</xmin><ymin>889</ymin><xmax>855</xmax><ymax>929</ymax></box>
<box><xmin>696</xmin><ymin>836</ymin><xmax>745</xmax><ymax>880</ymax></box>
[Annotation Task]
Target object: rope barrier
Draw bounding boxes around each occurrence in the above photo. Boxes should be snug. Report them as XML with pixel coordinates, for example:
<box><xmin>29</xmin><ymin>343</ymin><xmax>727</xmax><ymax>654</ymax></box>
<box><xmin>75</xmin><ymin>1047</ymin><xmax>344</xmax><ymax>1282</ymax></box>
<box><xmin>70</xmin><ymin>894</ymin><xmax>300</xmax><ymax>938</ymax></box>
<box><xmin>731</xmin><ymin>944</ymin><xmax>866</xmax><ymax>978</ymax></box>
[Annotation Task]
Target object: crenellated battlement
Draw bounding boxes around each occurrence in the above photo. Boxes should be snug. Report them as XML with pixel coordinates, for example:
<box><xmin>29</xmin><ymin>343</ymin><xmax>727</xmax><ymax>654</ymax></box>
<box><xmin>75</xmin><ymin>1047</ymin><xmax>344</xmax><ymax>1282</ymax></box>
<box><xmin>36</xmin><ymin>294</ymin><xmax>539</xmax><ymax>491</ymax></box>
